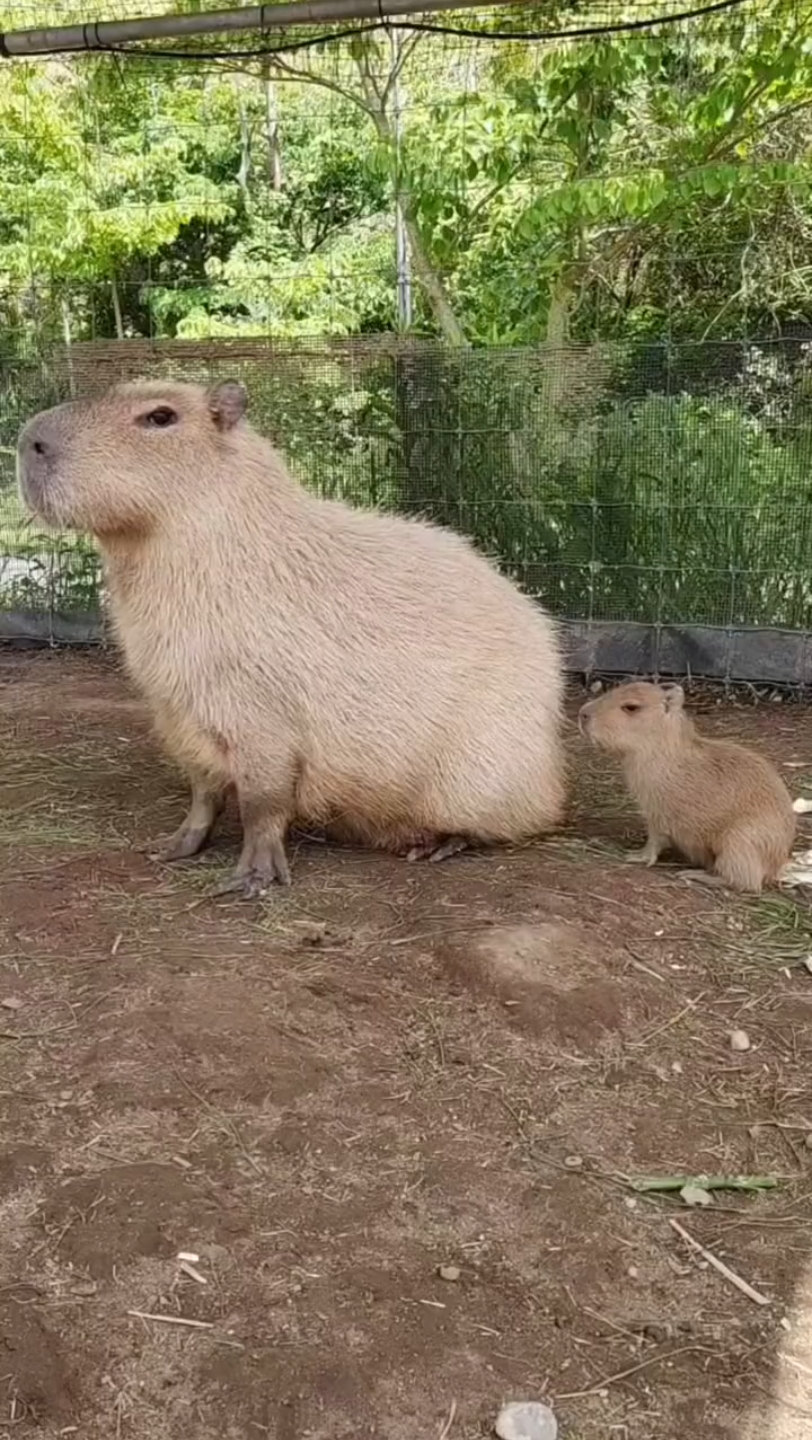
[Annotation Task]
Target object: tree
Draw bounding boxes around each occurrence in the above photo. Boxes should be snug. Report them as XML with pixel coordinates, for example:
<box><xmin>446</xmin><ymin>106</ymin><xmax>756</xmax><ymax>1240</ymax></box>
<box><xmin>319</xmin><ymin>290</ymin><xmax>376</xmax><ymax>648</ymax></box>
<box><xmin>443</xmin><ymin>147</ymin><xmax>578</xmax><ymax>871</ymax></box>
<box><xmin>0</xmin><ymin>56</ymin><xmax>236</xmax><ymax>346</ymax></box>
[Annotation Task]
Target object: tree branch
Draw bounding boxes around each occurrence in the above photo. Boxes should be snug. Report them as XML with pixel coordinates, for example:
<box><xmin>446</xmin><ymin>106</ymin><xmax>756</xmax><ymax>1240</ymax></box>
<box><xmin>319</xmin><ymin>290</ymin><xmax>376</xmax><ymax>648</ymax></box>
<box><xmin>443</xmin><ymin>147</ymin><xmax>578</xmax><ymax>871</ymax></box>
<box><xmin>226</xmin><ymin>57</ymin><xmax>379</xmax><ymax>121</ymax></box>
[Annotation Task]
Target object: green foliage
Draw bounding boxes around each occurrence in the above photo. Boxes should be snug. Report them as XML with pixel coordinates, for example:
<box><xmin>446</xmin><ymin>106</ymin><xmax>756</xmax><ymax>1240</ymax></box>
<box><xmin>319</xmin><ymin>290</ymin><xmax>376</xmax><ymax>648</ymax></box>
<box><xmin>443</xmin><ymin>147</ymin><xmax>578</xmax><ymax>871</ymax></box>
<box><xmin>0</xmin><ymin>59</ymin><xmax>234</xmax><ymax>339</ymax></box>
<box><xmin>6</xmin><ymin>341</ymin><xmax>811</xmax><ymax>636</ymax></box>
<box><xmin>2</xmin><ymin>2</ymin><xmax>812</xmax><ymax>345</ymax></box>
<box><xmin>3</xmin><ymin>2</ymin><xmax>812</xmax><ymax>642</ymax></box>
<box><xmin>377</xmin><ymin>344</ymin><xmax>812</xmax><ymax>629</ymax></box>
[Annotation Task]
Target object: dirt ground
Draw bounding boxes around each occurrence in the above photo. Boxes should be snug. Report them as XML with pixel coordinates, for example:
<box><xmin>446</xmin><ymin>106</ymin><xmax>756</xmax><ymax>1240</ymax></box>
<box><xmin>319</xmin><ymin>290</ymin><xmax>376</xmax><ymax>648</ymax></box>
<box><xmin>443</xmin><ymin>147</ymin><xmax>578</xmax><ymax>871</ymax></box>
<box><xmin>2</xmin><ymin>652</ymin><xmax>812</xmax><ymax>1440</ymax></box>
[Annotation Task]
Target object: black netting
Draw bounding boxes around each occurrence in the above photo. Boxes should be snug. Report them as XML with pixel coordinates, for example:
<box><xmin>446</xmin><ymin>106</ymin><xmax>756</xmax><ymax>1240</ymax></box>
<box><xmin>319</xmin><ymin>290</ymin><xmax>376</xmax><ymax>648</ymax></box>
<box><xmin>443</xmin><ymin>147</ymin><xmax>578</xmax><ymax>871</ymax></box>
<box><xmin>1</xmin><ymin>1</ymin><xmax>810</xmax><ymax>680</ymax></box>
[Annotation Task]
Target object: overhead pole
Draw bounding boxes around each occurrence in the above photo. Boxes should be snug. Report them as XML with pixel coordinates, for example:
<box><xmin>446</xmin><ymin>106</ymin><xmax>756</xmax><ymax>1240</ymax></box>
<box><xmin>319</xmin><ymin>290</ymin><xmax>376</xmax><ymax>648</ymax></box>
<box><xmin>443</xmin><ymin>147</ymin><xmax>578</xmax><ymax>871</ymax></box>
<box><xmin>0</xmin><ymin>0</ymin><xmax>526</xmax><ymax>58</ymax></box>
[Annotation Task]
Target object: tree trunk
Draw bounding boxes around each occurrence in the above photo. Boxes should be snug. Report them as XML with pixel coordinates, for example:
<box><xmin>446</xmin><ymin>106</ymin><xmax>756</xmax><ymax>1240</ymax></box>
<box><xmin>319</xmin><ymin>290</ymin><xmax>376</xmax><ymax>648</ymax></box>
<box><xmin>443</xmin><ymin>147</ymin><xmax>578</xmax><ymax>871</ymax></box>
<box><xmin>365</xmin><ymin>88</ymin><xmax>468</xmax><ymax>346</ymax></box>
<box><xmin>234</xmin><ymin>78</ymin><xmax>252</xmax><ymax>202</ymax></box>
<box><xmin>263</xmin><ymin>70</ymin><xmax>284</xmax><ymax>191</ymax></box>
<box><xmin>404</xmin><ymin>218</ymin><xmax>467</xmax><ymax>346</ymax></box>
<box><xmin>541</xmin><ymin>269</ymin><xmax>572</xmax><ymax>416</ymax></box>
<box><xmin>110</xmin><ymin>273</ymin><xmax>124</xmax><ymax>341</ymax></box>
<box><xmin>61</xmin><ymin>296</ymin><xmax>75</xmax><ymax>398</ymax></box>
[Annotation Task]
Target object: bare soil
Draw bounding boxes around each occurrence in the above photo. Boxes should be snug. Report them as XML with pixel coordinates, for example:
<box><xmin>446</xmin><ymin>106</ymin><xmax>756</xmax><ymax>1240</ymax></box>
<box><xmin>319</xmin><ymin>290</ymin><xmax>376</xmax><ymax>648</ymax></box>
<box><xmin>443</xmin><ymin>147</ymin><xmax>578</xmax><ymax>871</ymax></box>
<box><xmin>2</xmin><ymin>651</ymin><xmax>812</xmax><ymax>1439</ymax></box>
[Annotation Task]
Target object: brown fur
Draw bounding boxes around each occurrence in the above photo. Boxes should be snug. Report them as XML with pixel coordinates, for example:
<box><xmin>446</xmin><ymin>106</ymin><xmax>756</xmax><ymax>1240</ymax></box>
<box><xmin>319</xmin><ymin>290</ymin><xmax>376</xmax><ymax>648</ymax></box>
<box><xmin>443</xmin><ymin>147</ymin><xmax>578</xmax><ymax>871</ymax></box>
<box><xmin>579</xmin><ymin>681</ymin><xmax>795</xmax><ymax>893</ymax></box>
<box><xmin>17</xmin><ymin>378</ymin><xmax>565</xmax><ymax>896</ymax></box>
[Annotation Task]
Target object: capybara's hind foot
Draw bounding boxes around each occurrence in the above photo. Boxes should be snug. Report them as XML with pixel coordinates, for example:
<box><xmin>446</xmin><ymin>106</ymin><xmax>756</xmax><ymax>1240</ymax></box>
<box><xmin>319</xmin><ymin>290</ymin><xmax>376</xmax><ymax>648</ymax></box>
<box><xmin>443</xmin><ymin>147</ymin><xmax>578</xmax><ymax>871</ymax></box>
<box><xmin>677</xmin><ymin>868</ymin><xmax>728</xmax><ymax>890</ymax></box>
<box><xmin>406</xmin><ymin>835</ymin><xmax>468</xmax><ymax>864</ymax></box>
<box><xmin>625</xmin><ymin>847</ymin><xmax>657</xmax><ymax>866</ymax></box>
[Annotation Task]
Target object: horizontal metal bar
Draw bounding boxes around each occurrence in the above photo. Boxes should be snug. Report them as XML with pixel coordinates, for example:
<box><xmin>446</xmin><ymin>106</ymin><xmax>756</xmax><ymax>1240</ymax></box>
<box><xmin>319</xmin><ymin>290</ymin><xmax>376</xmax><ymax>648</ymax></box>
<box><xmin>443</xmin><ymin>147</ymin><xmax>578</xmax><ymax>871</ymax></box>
<box><xmin>1</xmin><ymin>0</ymin><xmax>523</xmax><ymax>58</ymax></box>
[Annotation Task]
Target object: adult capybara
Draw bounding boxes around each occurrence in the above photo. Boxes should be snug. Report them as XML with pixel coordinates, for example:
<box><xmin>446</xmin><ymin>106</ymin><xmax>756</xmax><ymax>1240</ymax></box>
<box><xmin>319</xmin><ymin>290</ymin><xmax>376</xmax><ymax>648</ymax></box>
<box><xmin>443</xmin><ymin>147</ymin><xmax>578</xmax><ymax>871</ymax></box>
<box><xmin>579</xmin><ymin>681</ymin><xmax>795</xmax><ymax>892</ymax></box>
<box><xmin>17</xmin><ymin>379</ymin><xmax>565</xmax><ymax>897</ymax></box>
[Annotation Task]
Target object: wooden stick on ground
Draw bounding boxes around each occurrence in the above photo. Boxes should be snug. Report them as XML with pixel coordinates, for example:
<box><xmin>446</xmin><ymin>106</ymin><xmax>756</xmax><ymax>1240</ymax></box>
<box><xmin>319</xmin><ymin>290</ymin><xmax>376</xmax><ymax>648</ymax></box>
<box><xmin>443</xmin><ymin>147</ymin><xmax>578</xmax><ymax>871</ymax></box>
<box><xmin>127</xmin><ymin>1310</ymin><xmax>214</xmax><ymax>1330</ymax></box>
<box><xmin>669</xmin><ymin>1217</ymin><xmax>770</xmax><ymax>1306</ymax></box>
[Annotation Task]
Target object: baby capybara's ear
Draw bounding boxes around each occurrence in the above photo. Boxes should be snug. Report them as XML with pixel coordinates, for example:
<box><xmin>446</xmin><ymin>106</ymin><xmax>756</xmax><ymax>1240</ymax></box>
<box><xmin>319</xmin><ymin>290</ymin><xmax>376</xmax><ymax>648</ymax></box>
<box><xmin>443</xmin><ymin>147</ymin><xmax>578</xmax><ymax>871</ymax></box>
<box><xmin>207</xmin><ymin>379</ymin><xmax>248</xmax><ymax>432</ymax></box>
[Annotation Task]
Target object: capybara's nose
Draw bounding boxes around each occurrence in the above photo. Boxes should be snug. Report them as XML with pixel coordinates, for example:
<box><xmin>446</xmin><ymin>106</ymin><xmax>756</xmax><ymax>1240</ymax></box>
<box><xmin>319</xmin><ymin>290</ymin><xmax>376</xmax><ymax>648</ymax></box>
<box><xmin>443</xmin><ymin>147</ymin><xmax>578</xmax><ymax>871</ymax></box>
<box><xmin>19</xmin><ymin>424</ymin><xmax>52</xmax><ymax>461</ymax></box>
<box><xmin>17</xmin><ymin>421</ymin><xmax>56</xmax><ymax>508</ymax></box>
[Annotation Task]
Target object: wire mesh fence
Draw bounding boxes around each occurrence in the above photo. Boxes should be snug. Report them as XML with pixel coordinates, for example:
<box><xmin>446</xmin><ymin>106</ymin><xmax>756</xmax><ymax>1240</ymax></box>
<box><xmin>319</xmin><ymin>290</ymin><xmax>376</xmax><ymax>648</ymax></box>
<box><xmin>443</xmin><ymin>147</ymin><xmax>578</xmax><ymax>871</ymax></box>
<box><xmin>1</xmin><ymin>0</ymin><xmax>812</xmax><ymax>679</ymax></box>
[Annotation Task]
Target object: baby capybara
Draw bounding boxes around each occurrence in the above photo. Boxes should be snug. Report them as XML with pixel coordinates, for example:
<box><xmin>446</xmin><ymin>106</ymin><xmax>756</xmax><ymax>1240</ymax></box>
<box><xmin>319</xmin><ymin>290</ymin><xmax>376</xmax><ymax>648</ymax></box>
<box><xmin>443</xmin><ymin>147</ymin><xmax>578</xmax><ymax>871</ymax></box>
<box><xmin>579</xmin><ymin>681</ymin><xmax>795</xmax><ymax>892</ymax></box>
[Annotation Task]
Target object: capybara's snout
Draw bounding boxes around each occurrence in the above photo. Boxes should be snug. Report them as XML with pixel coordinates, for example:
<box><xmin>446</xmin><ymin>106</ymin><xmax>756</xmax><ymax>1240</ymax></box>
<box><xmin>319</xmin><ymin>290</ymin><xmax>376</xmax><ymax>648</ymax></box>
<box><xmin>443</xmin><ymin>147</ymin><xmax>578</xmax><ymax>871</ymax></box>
<box><xmin>17</xmin><ymin>415</ymin><xmax>60</xmax><ymax>515</ymax></box>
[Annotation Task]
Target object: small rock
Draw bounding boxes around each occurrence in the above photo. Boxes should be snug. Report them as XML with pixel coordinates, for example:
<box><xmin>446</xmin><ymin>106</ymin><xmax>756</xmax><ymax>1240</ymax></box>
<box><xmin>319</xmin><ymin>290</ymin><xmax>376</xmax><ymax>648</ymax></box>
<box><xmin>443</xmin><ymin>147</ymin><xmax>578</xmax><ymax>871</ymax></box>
<box><xmin>627</xmin><ymin>1265</ymin><xmax>639</xmax><ymax>1279</ymax></box>
<box><xmin>438</xmin><ymin>1265</ymin><xmax>460</xmax><ymax>1282</ymax></box>
<box><xmin>69</xmin><ymin>1280</ymin><xmax>98</xmax><ymax>1297</ymax></box>
<box><xmin>671</xmin><ymin>1061</ymin><xmax>683</xmax><ymax>1075</ymax></box>
<box><xmin>644</xmin><ymin>1321</ymin><xmax>679</xmax><ymax>1344</ymax></box>
<box><xmin>0</xmin><ymin>997</ymin><xmax>22</xmax><ymax>1011</ymax></box>
<box><xmin>770</xmin><ymin>691</ymin><xmax>784</xmax><ymax>703</ymax></box>
<box><xmin>589</xmin><ymin>680</ymin><xmax>603</xmax><ymax>695</ymax></box>
<box><xmin>563</xmin><ymin>1155</ymin><xmax>583</xmax><ymax>1170</ymax></box>
<box><xmin>495</xmin><ymin>1401</ymin><xmax>558</xmax><ymax>1440</ymax></box>
<box><xmin>294</xmin><ymin>920</ymin><xmax>328</xmax><ymax>947</ymax></box>
<box><xmin>680</xmin><ymin>1184</ymin><xmax>713</xmax><ymax>1208</ymax></box>
<box><xmin>730</xmin><ymin>1029</ymin><xmax>751</xmax><ymax>1052</ymax></box>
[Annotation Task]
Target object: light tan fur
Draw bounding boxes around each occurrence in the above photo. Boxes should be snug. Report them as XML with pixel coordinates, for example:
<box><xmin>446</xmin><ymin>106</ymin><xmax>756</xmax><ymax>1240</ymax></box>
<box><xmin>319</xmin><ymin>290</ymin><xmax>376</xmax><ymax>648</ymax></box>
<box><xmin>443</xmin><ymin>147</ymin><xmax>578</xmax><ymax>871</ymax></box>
<box><xmin>579</xmin><ymin>681</ymin><xmax>795</xmax><ymax>893</ymax></box>
<box><xmin>17</xmin><ymin>378</ymin><xmax>565</xmax><ymax>896</ymax></box>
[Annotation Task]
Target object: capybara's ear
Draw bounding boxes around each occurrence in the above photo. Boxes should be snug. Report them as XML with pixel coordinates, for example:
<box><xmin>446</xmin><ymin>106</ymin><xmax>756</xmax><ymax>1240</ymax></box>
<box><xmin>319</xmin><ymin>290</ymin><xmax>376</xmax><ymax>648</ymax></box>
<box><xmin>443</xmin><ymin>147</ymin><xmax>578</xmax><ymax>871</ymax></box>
<box><xmin>661</xmin><ymin>683</ymin><xmax>685</xmax><ymax>712</ymax></box>
<box><xmin>207</xmin><ymin>380</ymin><xmax>247</xmax><ymax>431</ymax></box>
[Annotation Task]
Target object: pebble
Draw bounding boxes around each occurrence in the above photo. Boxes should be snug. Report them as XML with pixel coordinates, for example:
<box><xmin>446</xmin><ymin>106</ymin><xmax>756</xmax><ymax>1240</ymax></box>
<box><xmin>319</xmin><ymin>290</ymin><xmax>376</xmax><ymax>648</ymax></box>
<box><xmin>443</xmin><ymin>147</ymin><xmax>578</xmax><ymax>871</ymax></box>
<box><xmin>438</xmin><ymin>1265</ymin><xmax>460</xmax><ymax>1282</ymax></box>
<box><xmin>730</xmin><ymin>1029</ymin><xmax>751</xmax><ymax>1052</ymax></box>
<box><xmin>563</xmin><ymin>1155</ymin><xmax>583</xmax><ymax>1170</ymax></box>
<box><xmin>680</xmin><ymin>1183</ymin><xmax>712</xmax><ymax>1208</ymax></box>
<box><xmin>495</xmin><ymin>1402</ymin><xmax>558</xmax><ymax>1440</ymax></box>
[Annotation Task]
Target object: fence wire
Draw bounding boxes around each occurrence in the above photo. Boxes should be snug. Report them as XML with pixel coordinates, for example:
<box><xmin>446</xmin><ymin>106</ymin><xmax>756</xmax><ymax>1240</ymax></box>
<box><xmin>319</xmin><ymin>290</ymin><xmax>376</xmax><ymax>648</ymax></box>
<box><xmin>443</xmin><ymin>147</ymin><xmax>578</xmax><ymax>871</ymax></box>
<box><xmin>1</xmin><ymin>0</ymin><xmax>811</xmax><ymax>680</ymax></box>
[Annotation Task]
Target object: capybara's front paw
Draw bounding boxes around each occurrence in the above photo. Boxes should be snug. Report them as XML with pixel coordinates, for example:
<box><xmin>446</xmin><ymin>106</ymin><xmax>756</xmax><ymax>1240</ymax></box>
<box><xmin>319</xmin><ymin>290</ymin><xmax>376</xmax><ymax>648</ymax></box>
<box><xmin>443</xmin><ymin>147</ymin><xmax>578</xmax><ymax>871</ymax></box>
<box><xmin>212</xmin><ymin>852</ymin><xmax>292</xmax><ymax>899</ymax></box>
<box><xmin>152</xmin><ymin>827</ymin><xmax>209</xmax><ymax>863</ymax></box>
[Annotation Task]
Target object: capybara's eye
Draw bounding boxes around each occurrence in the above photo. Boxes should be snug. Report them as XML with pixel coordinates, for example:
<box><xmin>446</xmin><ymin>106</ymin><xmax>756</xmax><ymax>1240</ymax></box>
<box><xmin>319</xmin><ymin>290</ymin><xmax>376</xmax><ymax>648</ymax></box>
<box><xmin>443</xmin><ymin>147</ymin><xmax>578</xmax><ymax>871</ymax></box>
<box><xmin>621</xmin><ymin>703</ymin><xmax>641</xmax><ymax>714</ymax></box>
<box><xmin>139</xmin><ymin>407</ymin><xmax>178</xmax><ymax>429</ymax></box>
